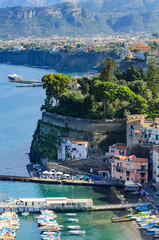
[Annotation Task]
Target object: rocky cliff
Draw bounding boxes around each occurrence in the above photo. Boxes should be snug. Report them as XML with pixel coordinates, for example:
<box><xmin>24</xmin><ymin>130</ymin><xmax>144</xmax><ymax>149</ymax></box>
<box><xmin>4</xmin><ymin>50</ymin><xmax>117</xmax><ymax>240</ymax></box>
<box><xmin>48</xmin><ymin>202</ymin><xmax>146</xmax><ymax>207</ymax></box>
<box><xmin>0</xmin><ymin>50</ymin><xmax>116</xmax><ymax>71</ymax></box>
<box><xmin>30</xmin><ymin>112</ymin><xmax>126</xmax><ymax>163</ymax></box>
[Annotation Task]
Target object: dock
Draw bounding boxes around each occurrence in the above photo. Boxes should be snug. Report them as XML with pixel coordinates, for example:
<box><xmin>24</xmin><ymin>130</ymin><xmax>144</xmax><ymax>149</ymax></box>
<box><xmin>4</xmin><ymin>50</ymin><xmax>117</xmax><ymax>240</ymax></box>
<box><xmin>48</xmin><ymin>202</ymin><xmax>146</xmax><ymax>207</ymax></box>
<box><xmin>0</xmin><ymin>197</ymin><xmax>145</xmax><ymax>214</ymax></box>
<box><xmin>0</xmin><ymin>175</ymin><xmax>124</xmax><ymax>187</ymax></box>
<box><xmin>9</xmin><ymin>79</ymin><xmax>42</xmax><ymax>84</ymax></box>
<box><xmin>92</xmin><ymin>203</ymin><xmax>145</xmax><ymax>211</ymax></box>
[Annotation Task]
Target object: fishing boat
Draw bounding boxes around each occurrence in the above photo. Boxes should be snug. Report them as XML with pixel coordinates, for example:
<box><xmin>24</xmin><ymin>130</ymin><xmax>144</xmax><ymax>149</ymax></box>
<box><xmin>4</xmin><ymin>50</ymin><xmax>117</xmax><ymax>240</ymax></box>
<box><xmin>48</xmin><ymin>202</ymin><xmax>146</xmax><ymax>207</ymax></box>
<box><xmin>68</xmin><ymin>218</ymin><xmax>79</xmax><ymax>222</ymax></box>
<box><xmin>69</xmin><ymin>230</ymin><xmax>85</xmax><ymax>235</ymax></box>
<box><xmin>21</xmin><ymin>212</ymin><xmax>29</xmax><ymax>216</ymax></box>
<box><xmin>67</xmin><ymin>225</ymin><xmax>80</xmax><ymax>230</ymax></box>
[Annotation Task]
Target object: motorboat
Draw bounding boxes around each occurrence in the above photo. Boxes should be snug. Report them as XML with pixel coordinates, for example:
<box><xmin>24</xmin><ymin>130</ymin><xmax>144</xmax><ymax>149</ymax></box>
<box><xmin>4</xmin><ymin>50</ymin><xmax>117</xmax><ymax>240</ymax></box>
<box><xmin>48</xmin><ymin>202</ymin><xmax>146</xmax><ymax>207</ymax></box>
<box><xmin>21</xmin><ymin>212</ymin><xmax>29</xmax><ymax>216</ymax></box>
<box><xmin>67</xmin><ymin>225</ymin><xmax>80</xmax><ymax>230</ymax></box>
<box><xmin>66</xmin><ymin>213</ymin><xmax>76</xmax><ymax>217</ymax></box>
<box><xmin>8</xmin><ymin>74</ymin><xmax>22</xmax><ymax>81</ymax></box>
<box><xmin>68</xmin><ymin>218</ymin><xmax>78</xmax><ymax>222</ymax></box>
<box><xmin>69</xmin><ymin>230</ymin><xmax>85</xmax><ymax>235</ymax></box>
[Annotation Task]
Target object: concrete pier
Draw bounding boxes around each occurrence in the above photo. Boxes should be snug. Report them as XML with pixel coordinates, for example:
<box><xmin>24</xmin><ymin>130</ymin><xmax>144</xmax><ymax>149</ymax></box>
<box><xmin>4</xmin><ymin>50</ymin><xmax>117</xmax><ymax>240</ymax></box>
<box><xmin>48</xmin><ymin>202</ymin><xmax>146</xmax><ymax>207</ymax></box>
<box><xmin>0</xmin><ymin>175</ymin><xmax>124</xmax><ymax>187</ymax></box>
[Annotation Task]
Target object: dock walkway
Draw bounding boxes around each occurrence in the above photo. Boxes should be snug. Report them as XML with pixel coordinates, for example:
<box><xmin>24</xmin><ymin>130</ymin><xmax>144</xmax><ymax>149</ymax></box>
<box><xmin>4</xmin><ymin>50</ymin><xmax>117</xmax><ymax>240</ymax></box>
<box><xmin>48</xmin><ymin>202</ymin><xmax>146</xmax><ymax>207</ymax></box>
<box><xmin>0</xmin><ymin>175</ymin><xmax>124</xmax><ymax>187</ymax></box>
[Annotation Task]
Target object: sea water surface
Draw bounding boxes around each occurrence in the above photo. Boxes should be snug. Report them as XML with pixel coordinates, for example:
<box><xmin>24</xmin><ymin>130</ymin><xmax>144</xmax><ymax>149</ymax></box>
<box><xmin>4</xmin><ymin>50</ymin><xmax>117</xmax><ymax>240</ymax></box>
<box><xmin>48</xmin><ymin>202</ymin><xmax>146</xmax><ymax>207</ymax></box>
<box><xmin>0</xmin><ymin>64</ymin><xmax>140</xmax><ymax>240</ymax></box>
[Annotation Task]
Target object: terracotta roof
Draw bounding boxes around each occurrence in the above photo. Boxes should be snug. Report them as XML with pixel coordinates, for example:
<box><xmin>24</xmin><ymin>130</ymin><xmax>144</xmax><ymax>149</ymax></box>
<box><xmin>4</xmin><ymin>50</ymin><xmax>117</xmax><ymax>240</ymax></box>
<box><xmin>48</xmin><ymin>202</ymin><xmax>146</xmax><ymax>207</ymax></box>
<box><xmin>127</xmin><ymin>118</ymin><xmax>143</xmax><ymax>123</ymax></box>
<box><xmin>116</xmin><ymin>143</ymin><xmax>127</xmax><ymax>150</ymax></box>
<box><xmin>72</xmin><ymin>141</ymin><xmax>88</xmax><ymax>145</ymax></box>
<box><xmin>64</xmin><ymin>137</ymin><xmax>76</xmax><ymax>141</ymax></box>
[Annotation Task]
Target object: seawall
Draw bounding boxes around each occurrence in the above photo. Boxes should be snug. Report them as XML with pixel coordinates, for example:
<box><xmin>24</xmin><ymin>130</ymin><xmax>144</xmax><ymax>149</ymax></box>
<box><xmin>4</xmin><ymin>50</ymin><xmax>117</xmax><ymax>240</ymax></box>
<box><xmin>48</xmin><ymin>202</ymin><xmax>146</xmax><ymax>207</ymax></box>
<box><xmin>42</xmin><ymin>112</ymin><xmax>125</xmax><ymax>133</ymax></box>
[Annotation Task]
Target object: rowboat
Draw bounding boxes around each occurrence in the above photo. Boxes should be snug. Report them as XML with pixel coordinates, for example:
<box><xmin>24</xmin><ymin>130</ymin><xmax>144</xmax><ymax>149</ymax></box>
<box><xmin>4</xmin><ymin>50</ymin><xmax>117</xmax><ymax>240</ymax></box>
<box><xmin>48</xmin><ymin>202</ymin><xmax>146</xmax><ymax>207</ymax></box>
<box><xmin>66</xmin><ymin>213</ymin><xmax>76</xmax><ymax>217</ymax></box>
<box><xmin>21</xmin><ymin>212</ymin><xmax>29</xmax><ymax>216</ymax></box>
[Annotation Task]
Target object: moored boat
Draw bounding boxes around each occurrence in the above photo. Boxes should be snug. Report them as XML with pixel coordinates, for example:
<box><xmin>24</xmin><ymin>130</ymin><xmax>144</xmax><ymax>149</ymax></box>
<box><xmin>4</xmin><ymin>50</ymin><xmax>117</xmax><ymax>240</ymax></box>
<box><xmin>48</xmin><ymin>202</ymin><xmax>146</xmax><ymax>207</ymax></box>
<box><xmin>69</xmin><ymin>230</ymin><xmax>85</xmax><ymax>235</ymax></box>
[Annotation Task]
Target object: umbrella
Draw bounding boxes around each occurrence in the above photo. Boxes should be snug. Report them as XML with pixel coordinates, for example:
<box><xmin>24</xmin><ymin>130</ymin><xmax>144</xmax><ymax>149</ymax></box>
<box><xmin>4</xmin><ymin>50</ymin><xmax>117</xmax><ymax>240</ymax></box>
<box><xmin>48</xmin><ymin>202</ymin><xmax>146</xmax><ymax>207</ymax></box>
<box><xmin>91</xmin><ymin>176</ymin><xmax>100</xmax><ymax>180</ymax></box>
<box><xmin>83</xmin><ymin>175</ymin><xmax>88</xmax><ymax>179</ymax></box>
<box><xmin>63</xmin><ymin>174</ymin><xmax>70</xmax><ymax>177</ymax></box>
<box><xmin>42</xmin><ymin>171</ymin><xmax>50</xmax><ymax>175</ymax></box>
<box><xmin>56</xmin><ymin>172</ymin><xmax>63</xmax><ymax>175</ymax></box>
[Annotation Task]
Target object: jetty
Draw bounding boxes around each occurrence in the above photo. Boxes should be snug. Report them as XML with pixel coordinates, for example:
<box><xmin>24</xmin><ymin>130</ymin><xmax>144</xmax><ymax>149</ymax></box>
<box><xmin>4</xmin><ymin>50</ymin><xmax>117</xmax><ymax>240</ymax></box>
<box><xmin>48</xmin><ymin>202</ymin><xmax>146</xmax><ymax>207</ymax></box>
<box><xmin>9</xmin><ymin>79</ymin><xmax>42</xmax><ymax>84</ymax></box>
<box><xmin>0</xmin><ymin>175</ymin><xmax>124</xmax><ymax>187</ymax></box>
<box><xmin>0</xmin><ymin>197</ymin><xmax>145</xmax><ymax>214</ymax></box>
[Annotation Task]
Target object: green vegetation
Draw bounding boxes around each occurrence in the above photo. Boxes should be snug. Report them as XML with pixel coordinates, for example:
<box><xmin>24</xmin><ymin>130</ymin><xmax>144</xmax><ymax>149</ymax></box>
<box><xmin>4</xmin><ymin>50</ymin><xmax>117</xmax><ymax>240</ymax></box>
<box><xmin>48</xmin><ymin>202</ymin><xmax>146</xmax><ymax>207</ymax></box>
<box><xmin>41</xmin><ymin>58</ymin><xmax>159</xmax><ymax>119</ymax></box>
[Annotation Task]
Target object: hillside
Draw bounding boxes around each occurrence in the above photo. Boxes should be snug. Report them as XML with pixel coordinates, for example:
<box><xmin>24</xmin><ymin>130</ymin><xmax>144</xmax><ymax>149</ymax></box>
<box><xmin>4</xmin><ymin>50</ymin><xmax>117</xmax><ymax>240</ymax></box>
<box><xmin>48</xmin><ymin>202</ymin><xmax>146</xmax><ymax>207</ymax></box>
<box><xmin>0</xmin><ymin>3</ymin><xmax>112</xmax><ymax>39</ymax></box>
<box><xmin>0</xmin><ymin>2</ymin><xmax>158</xmax><ymax>38</ymax></box>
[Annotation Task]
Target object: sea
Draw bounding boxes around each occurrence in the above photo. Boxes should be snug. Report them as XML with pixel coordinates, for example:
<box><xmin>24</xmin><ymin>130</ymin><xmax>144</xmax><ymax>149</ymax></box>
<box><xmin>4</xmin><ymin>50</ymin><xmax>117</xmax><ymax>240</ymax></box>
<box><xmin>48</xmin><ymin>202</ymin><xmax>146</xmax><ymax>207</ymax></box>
<box><xmin>0</xmin><ymin>63</ymin><xmax>140</xmax><ymax>240</ymax></box>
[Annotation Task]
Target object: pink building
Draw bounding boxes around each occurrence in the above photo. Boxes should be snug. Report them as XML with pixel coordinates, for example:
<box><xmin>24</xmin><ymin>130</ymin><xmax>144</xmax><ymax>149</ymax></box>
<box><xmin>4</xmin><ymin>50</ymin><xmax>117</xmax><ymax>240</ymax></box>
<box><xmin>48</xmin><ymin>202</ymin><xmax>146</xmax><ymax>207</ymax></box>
<box><xmin>109</xmin><ymin>143</ymin><xmax>127</xmax><ymax>157</ymax></box>
<box><xmin>111</xmin><ymin>155</ymin><xmax>148</xmax><ymax>184</ymax></box>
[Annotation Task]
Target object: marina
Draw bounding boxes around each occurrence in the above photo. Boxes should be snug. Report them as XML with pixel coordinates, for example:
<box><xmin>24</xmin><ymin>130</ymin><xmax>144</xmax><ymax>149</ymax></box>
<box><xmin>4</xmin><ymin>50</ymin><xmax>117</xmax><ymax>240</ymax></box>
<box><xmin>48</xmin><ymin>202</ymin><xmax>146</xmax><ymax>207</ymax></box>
<box><xmin>0</xmin><ymin>63</ymin><xmax>145</xmax><ymax>240</ymax></box>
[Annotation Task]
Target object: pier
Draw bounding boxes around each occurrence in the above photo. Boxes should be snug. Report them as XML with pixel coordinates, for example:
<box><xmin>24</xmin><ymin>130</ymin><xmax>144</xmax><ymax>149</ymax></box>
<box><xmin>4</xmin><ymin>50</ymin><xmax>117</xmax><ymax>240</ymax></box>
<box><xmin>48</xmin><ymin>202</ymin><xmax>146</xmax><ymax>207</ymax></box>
<box><xmin>0</xmin><ymin>175</ymin><xmax>124</xmax><ymax>187</ymax></box>
<box><xmin>0</xmin><ymin>197</ymin><xmax>145</xmax><ymax>214</ymax></box>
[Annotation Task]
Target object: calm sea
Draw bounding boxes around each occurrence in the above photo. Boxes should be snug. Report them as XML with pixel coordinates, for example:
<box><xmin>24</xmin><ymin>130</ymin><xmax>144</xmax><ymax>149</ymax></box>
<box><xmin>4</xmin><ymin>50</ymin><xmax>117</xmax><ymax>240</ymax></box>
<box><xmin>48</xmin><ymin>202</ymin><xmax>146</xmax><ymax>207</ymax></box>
<box><xmin>0</xmin><ymin>64</ymin><xmax>139</xmax><ymax>240</ymax></box>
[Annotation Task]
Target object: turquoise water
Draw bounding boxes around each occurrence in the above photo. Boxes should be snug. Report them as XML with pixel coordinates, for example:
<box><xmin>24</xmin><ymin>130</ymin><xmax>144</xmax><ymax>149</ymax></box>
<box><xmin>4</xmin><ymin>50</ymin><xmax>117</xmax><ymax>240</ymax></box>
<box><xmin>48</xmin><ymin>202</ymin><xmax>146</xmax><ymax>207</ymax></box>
<box><xmin>0</xmin><ymin>64</ymin><xmax>140</xmax><ymax>240</ymax></box>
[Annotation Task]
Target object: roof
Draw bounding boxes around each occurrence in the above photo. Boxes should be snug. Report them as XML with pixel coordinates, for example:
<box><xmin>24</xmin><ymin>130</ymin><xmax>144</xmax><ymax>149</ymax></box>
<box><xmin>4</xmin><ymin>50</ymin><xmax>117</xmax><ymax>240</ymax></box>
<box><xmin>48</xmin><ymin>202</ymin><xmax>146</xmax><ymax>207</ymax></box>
<box><xmin>114</xmin><ymin>155</ymin><xmax>148</xmax><ymax>163</ymax></box>
<box><xmin>127</xmin><ymin>118</ymin><xmax>143</xmax><ymax>123</ymax></box>
<box><xmin>64</xmin><ymin>137</ymin><xmax>76</xmax><ymax>141</ymax></box>
<box><xmin>72</xmin><ymin>140</ymin><xmax>88</xmax><ymax>145</ymax></box>
<box><xmin>116</xmin><ymin>143</ymin><xmax>127</xmax><ymax>150</ymax></box>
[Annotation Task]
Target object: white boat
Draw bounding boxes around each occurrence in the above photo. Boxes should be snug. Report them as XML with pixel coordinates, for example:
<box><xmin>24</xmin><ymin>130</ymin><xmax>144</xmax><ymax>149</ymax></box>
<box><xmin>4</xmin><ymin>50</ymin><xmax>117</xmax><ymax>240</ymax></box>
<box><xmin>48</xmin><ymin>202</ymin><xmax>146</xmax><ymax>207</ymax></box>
<box><xmin>66</xmin><ymin>213</ymin><xmax>77</xmax><ymax>217</ymax></box>
<box><xmin>21</xmin><ymin>212</ymin><xmax>29</xmax><ymax>216</ymax></box>
<box><xmin>8</xmin><ymin>73</ymin><xmax>22</xmax><ymax>81</ymax></box>
<box><xmin>68</xmin><ymin>218</ymin><xmax>79</xmax><ymax>222</ymax></box>
<box><xmin>67</xmin><ymin>225</ymin><xmax>80</xmax><ymax>230</ymax></box>
<box><xmin>69</xmin><ymin>230</ymin><xmax>85</xmax><ymax>235</ymax></box>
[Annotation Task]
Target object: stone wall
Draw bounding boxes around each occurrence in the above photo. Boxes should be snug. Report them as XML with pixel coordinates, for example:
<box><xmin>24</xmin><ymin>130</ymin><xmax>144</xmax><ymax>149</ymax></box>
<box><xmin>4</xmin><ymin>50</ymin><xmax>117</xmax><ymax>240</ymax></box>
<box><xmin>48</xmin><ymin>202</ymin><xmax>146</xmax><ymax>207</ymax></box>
<box><xmin>42</xmin><ymin>112</ymin><xmax>125</xmax><ymax>133</ymax></box>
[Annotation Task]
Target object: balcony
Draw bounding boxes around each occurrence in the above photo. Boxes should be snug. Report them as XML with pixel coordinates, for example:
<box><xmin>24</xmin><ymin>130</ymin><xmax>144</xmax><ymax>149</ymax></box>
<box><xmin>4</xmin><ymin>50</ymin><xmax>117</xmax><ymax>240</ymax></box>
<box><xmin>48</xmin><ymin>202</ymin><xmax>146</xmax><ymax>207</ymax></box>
<box><xmin>114</xmin><ymin>166</ymin><xmax>147</xmax><ymax>172</ymax></box>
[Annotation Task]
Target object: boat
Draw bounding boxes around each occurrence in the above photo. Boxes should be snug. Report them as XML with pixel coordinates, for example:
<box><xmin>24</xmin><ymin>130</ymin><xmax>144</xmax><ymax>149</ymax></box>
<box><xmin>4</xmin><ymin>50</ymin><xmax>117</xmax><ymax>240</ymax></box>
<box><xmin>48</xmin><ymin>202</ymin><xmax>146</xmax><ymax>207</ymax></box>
<box><xmin>67</xmin><ymin>225</ymin><xmax>80</xmax><ymax>230</ymax></box>
<box><xmin>68</xmin><ymin>218</ymin><xmax>78</xmax><ymax>222</ymax></box>
<box><xmin>66</xmin><ymin>213</ymin><xmax>77</xmax><ymax>217</ymax></box>
<box><xmin>69</xmin><ymin>230</ymin><xmax>85</xmax><ymax>235</ymax></box>
<box><xmin>8</xmin><ymin>73</ymin><xmax>22</xmax><ymax>81</ymax></box>
<box><xmin>21</xmin><ymin>212</ymin><xmax>29</xmax><ymax>216</ymax></box>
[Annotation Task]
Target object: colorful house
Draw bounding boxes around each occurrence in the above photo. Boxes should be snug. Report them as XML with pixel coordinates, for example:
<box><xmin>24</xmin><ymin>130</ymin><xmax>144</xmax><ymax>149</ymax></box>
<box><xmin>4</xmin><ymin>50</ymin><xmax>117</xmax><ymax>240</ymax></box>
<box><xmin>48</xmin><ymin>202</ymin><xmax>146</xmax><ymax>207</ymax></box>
<box><xmin>109</xmin><ymin>143</ymin><xmax>127</xmax><ymax>157</ymax></box>
<box><xmin>111</xmin><ymin>155</ymin><xmax>148</xmax><ymax>184</ymax></box>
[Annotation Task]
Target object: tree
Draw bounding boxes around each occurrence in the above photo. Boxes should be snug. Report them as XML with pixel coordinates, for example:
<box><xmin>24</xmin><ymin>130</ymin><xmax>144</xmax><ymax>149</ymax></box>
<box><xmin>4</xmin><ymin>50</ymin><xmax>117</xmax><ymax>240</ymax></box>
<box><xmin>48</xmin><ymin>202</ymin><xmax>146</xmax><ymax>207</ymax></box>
<box><xmin>99</xmin><ymin>58</ymin><xmax>118</xmax><ymax>82</ymax></box>
<box><xmin>41</xmin><ymin>73</ymin><xmax>71</xmax><ymax>111</ymax></box>
<box><xmin>146</xmin><ymin>59</ymin><xmax>159</xmax><ymax>97</ymax></box>
<box><xmin>93</xmin><ymin>81</ymin><xmax>135</xmax><ymax>119</ymax></box>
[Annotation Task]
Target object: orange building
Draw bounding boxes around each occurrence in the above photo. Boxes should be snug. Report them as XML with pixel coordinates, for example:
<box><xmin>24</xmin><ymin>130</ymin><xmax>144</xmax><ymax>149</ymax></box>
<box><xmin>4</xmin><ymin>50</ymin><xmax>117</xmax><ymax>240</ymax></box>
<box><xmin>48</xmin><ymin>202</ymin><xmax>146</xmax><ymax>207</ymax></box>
<box><xmin>129</xmin><ymin>43</ymin><xmax>151</xmax><ymax>52</ymax></box>
<box><xmin>111</xmin><ymin>155</ymin><xmax>148</xmax><ymax>184</ymax></box>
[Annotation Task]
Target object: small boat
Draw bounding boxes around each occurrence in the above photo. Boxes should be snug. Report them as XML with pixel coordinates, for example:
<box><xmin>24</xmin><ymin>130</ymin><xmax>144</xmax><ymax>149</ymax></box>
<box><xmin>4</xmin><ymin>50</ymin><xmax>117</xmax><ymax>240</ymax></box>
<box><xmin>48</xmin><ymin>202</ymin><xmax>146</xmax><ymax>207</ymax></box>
<box><xmin>21</xmin><ymin>212</ymin><xmax>29</xmax><ymax>216</ymax></box>
<box><xmin>69</xmin><ymin>230</ymin><xmax>85</xmax><ymax>235</ymax></box>
<box><xmin>68</xmin><ymin>218</ymin><xmax>78</xmax><ymax>222</ymax></box>
<box><xmin>66</xmin><ymin>213</ymin><xmax>77</xmax><ymax>217</ymax></box>
<box><xmin>67</xmin><ymin>225</ymin><xmax>80</xmax><ymax>230</ymax></box>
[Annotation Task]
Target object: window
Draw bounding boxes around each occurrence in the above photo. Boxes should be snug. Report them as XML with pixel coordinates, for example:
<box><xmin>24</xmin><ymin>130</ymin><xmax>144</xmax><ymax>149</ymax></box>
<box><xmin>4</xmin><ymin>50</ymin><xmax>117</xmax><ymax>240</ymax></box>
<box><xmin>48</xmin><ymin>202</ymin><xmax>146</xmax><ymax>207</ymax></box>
<box><xmin>111</xmin><ymin>150</ymin><xmax>115</xmax><ymax>153</ymax></box>
<box><xmin>72</xmin><ymin>148</ymin><xmax>76</xmax><ymax>151</ymax></box>
<box><xmin>120</xmin><ymin>162</ymin><xmax>122</xmax><ymax>167</ymax></box>
<box><xmin>32</xmin><ymin>202</ymin><xmax>34</xmax><ymax>206</ymax></box>
<box><xmin>79</xmin><ymin>154</ymin><xmax>81</xmax><ymax>157</ymax></box>
<box><xmin>156</xmin><ymin>135</ymin><xmax>159</xmax><ymax>140</ymax></box>
<box><xmin>127</xmin><ymin>177</ymin><xmax>129</xmax><ymax>181</ymax></box>
<box><xmin>120</xmin><ymin>176</ymin><xmax>122</xmax><ymax>179</ymax></box>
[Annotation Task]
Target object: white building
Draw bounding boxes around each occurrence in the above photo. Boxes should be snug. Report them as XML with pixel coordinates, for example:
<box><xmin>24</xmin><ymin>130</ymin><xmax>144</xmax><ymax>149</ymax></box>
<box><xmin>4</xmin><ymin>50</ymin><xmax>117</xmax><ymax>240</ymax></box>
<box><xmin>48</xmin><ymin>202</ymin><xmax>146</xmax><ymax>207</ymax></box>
<box><xmin>142</xmin><ymin>127</ymin><xmax>159</xmax><ymax>144</ymax></box>
<box><xmin>152</xmin><ymin>147</ymin><xmax>159</xmax><ymax>182</ymax></box>
<box><xmin>58</xmin><ymin>137</ymin><xmax>89</xmax><ymax>161</ymax></box>
<box><xmin>135</xmin><ymin>51</ymin><xmax>145</xmax><ymax>60</ymax></box>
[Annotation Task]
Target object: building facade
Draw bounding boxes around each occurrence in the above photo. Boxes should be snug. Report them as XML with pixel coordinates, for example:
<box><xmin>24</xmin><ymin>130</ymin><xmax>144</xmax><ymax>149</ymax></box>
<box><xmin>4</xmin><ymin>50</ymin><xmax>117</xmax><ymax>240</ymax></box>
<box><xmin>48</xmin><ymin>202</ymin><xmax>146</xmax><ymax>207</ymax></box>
<box><xmin>152</xmin><ymin>147</ymin><xmax>159</xmax><ymax>182</ymax></box>
<box><xmin>111</xmin><ymin>155</ymin><xmax>148</xmax><ymax>184</ymax></box>
<box><xmin>109</xmin><ymin>143</ymin><xmax>127</xmax><ymax>157</ymax></box>
<box><xmin>58</xmin><ymin>137</ymin><xmax>89</xmax><ymax>161</ymax></box>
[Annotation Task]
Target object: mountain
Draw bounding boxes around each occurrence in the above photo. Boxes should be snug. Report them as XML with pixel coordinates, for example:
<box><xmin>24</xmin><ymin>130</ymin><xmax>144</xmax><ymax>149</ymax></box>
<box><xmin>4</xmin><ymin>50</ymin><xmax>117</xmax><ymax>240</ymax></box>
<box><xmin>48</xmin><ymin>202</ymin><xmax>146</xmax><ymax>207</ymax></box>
<box><xmin>0</xmin><ymin>1</ymin><xmax>158</xmax><ymax>39</ymax></box>
<box><xmin>0</xmin><ymin>3</ymin><xmax>112</xmax><ymax>39</ymax></box>
<box><xmin>0</xmin><ymin>0</ymin><xmax>159</xmax><ymax>13</ymax></box>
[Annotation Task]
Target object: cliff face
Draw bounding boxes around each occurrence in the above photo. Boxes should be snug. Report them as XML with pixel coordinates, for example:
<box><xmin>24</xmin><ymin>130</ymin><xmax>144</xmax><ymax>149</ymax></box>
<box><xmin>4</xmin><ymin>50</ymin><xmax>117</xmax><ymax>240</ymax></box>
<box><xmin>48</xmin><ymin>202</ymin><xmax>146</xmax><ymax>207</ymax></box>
<box><xmin>30</xmin><ymin>112</ymin><xmax>126</xmax><ymax>163</ymax></box>
<box><xmin>0</xmin><ymin>50</ymin><xmax>116</xmax><ymax>71</ymax></box>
